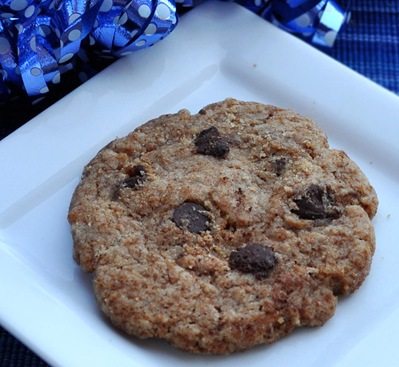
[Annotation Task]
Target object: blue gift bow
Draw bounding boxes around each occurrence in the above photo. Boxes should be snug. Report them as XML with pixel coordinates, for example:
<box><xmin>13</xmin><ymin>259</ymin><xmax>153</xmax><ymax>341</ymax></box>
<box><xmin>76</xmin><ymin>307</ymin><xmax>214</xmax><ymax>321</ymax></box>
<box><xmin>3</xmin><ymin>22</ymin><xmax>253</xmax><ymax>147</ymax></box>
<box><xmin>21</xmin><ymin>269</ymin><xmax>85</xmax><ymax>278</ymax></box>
<box><xmin>0</xmin><ymin>0</ymin><xmax>349</xmax><ymax>100</ymax></box>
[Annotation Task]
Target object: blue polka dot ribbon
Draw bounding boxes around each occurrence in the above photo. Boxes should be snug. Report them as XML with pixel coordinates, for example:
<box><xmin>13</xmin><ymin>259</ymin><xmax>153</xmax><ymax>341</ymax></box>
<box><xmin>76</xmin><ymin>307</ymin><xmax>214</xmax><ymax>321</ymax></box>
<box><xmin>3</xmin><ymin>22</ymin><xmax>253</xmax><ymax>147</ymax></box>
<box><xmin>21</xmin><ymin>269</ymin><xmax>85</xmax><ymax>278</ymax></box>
<box><xmin>0</xmin><ymin>0</ymin><xmax>349</xmax><ymax>101</ymax></box>
<box><xmin>0</xmin><ymin>0</ymin><xmax>177</xmax><ymax>99</ymax></box>
<box><xmin>226</xmin><ymin>0</ymin><xmax>350</xmax><ymax>47</ymax></box>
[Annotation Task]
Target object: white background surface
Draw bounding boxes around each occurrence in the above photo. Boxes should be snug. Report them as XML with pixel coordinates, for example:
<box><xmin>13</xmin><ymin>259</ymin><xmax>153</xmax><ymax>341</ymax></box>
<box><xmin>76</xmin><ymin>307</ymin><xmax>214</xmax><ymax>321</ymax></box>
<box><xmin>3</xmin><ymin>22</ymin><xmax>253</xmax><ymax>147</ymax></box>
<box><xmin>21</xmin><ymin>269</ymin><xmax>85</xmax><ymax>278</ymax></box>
<box><xmin>1</xmin><ymin>2</ymin><xmax>399</xmax><ymax>366</ymax></box>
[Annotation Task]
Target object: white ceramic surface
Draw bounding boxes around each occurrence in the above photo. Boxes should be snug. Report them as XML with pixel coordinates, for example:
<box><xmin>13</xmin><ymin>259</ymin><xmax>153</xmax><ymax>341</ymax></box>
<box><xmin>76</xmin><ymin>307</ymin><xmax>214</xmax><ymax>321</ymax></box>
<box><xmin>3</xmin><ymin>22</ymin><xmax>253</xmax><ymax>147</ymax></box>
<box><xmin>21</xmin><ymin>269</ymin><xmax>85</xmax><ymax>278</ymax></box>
<box><xmin>1</xmin><ymin>2</ymin><xmax>399</xmax><ymax>366</ymax></box>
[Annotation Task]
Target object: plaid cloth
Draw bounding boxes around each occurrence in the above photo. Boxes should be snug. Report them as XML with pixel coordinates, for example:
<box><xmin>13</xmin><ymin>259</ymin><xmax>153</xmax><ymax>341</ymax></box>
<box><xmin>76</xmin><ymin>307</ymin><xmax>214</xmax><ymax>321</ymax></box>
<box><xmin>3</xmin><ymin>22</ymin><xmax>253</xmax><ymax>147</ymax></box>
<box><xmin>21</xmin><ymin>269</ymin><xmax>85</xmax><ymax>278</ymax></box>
<box><xmin>329</xmin><ymin>0</ymin><xmax>399</xmax><ymax>93</ymax></box>
<box><xmin>0</xmin><ymin>1</ymin><xmax>398</xmax><ymax>365</ymax></box>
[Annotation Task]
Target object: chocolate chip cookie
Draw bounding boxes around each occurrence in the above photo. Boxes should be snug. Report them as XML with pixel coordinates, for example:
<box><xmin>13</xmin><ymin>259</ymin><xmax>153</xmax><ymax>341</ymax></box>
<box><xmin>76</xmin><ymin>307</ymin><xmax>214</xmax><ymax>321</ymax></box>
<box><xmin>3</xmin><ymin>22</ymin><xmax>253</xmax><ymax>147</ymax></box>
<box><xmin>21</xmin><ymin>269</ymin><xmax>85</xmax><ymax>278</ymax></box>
<box><xmin>68</xmin><ymin>99</ymin><xmax>378</xmax><ymax>354</ymax></box>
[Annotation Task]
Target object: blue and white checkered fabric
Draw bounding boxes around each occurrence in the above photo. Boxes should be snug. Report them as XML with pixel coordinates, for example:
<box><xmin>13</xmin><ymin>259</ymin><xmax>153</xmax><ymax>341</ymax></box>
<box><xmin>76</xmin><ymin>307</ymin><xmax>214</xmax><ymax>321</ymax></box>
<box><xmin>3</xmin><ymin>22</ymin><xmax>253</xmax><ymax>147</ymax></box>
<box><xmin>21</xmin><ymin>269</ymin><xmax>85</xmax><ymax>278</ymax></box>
<box><xmin>330</xmin><ymin>1</ymin><xmax>399</xmax><ymax>93</ymax></box>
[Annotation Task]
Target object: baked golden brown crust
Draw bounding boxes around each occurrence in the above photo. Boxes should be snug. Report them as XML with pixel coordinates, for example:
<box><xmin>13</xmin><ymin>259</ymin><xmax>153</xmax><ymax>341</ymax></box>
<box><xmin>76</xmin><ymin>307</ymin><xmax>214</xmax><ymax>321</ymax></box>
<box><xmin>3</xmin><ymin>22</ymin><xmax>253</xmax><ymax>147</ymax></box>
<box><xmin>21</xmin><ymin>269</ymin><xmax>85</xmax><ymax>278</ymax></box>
<box><xmin>68</xmin><ymin>99</ymin><xmax>378</xmax><ymax>354</ymax></box>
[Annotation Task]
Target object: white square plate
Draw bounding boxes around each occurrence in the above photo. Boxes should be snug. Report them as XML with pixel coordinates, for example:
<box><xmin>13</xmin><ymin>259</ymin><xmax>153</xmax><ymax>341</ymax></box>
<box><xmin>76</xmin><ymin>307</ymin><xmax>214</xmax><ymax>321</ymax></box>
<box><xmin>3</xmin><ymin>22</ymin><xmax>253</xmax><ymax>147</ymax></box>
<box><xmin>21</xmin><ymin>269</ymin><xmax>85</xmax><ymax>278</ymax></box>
<box><xmin>1</xmin><ymin>2</ymin><xmax>399</xmax><ymax>366</ymax></box>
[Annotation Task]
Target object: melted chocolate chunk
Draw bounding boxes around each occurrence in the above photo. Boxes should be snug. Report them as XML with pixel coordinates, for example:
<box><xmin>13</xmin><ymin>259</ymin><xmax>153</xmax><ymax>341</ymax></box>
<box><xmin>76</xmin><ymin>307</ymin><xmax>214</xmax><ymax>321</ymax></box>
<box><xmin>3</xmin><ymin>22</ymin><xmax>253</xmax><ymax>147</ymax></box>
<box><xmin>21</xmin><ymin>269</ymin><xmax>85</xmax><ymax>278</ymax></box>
<box><xmin>229</xmin><ymin>244</ymin><xmax>277</xmax><ymax>279</ymax></box>
<box><xmin>194</xmin><ymin>126</ymin><xmax>230</xmax><ymax>158</ymax></box>
<box><xmin>272</xmin><ymin>157</ymin><xmax>287</xmax><ymax>177</ymax></box>
<box><xmin>121</xmin><ymin>165</ymin><xmax>146</xmax><ymax>189</ymax></box>
<box><xmin>172</xmin><ymin>202</ymin><xmax>211</xmax><ymax>234</ymax></box>
<box><xmin>291</xmin><ymin>184</ymin><xmax>341</xmax><ymax>220</ymax></box>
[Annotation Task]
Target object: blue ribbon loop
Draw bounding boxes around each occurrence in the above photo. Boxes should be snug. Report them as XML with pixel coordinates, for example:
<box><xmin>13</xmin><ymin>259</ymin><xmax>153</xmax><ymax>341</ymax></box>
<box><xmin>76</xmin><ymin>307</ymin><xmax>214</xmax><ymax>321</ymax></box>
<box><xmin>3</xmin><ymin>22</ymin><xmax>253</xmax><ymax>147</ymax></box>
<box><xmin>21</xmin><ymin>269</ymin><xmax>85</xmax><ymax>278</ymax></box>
<box><xmin>0</xmin><ymin>0</ymin><xmax>350</xmax><ymax>100</ymax></box>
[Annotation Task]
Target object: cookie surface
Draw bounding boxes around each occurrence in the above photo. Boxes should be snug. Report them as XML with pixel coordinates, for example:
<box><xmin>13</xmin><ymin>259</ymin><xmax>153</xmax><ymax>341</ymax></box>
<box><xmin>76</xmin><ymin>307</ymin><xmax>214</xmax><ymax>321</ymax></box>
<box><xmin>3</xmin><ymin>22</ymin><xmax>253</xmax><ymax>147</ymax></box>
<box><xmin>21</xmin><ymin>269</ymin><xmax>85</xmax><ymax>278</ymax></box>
<box><xmin>68</xmin><ymin>99</ymin><xmax>378</xmax><ymax>354</ymax></box>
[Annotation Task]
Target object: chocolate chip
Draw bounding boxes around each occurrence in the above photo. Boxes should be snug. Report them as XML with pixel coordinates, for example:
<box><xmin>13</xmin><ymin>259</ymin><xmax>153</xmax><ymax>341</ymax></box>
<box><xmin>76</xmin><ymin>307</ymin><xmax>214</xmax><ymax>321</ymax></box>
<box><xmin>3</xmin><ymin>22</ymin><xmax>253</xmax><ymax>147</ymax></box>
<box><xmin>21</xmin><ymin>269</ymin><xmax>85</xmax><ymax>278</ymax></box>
<box><xmin>172</xmin><ymin>202</ymin><xmax>211</xmax><ymax>234</ymax></box>
<box><xmin>194</xmin><ymin>126</ymin><xmax>230</xmax><ymax>158</ymax></box>
<box><xmin>229</xmin><ymin>244</ymin><xmax>277</xmax><ymax>279</ymax></box>
<box><xmin>121</xmin><ymin>165</ymin><xmax>146</xmax><ymax>189</ymax></box>
<box><xmin>291</xmin><ymin>184</ymin><xmax>341</xmax><ymax>220</ymax></box>
<box><xmin>272</xmin><ymin>157</ymin><xmax>287</xmax><ymax>177</ymax></box>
